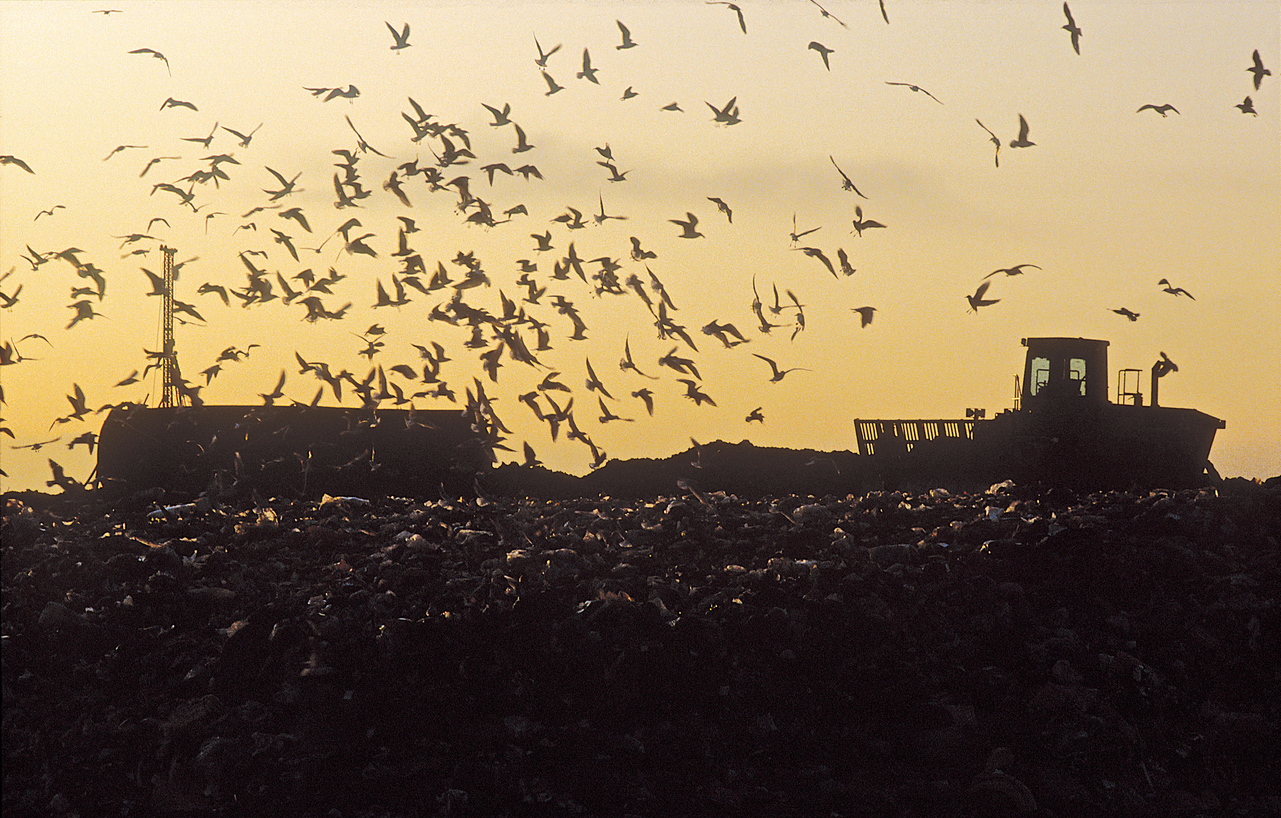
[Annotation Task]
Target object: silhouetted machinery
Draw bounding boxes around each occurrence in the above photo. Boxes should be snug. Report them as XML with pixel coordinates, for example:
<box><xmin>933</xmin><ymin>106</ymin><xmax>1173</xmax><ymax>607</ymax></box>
<box><xmin>854</xmin><ymin>337</ymin><xmax>1226</xmax><ymax>489</ymax></box>
<box><xmin>96</xmin><ymin>337</ymin><xmax>1226</xmax><ymax>499</ymax></box>
<box><xmin>97</xmin><ymin>405</ymin><xmax>494</xmax><ymax>499</ymax></box>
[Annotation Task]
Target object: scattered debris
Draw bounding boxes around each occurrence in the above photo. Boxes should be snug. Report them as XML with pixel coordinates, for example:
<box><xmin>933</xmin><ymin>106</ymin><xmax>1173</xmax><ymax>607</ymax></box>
<box><xmin>3</xmin><ymin>476</ymin><xmax>1278</xmax><ymax>816</ymax></box>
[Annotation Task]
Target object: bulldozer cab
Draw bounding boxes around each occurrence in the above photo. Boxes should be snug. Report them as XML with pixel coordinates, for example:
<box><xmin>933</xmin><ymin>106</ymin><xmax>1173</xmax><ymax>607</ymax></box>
<box><xmin>1021</xmin><ymin>337</ymin><xmax>1109</xmax><ymax>407</ymax></box>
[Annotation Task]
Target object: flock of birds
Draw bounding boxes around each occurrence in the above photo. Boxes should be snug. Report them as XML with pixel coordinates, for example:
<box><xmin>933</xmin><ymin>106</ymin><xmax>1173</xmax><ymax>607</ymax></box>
<box><xmin>0</xmin><ymin>2</ymin><xmax>1271</xmax><ymax>490</ymax></box>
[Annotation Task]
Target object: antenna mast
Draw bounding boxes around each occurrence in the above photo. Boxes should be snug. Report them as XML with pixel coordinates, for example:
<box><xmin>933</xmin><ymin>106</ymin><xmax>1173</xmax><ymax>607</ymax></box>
<box><xmin>158</xmin><ymin>245</ymin><xmax>188</xmax><ymax>408</ymax></box>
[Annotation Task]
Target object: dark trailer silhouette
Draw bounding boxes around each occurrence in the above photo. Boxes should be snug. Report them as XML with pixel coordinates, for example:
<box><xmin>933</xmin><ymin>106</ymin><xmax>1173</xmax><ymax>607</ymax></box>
<box><xmin>96</xmin><ymin>405</ymin><xmax>492</xmax><ymax>499</ymax></box>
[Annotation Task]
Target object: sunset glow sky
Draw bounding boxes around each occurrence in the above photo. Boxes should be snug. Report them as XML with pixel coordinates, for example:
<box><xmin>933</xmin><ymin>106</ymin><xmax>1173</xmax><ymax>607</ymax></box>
<box><xmin>1</xmin><ymin>0</ymin><xmax>1277</xmax><ymax>493</ymax></box>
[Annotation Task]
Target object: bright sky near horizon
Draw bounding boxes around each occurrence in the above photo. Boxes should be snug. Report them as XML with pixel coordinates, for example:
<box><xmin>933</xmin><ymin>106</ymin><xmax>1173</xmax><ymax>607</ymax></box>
<box><xmin>1</xmin><ymin>0</ymin><xmax>1278</xmax><ymax>493</ymax></box>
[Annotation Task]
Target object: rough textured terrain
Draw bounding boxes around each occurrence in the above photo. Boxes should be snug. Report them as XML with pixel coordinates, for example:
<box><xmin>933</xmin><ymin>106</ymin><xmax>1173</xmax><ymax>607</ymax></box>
<box><xmin>3</xmin><ymin>472</ymin><xmax>1279</xmax><ymax>817</ymax></box>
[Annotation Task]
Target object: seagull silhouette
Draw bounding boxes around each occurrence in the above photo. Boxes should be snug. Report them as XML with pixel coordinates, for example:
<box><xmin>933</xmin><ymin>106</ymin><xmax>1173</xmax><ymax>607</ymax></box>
<box><xmin>1111</xmin><ymin>307</ymin><xmax>1140</xmax><ymax>321</ymax></box>
<box><xmin>632</xmin><ymin>388</ymin><xmax>655</xmax><ymax>415</ymax></box>
<box><xmin>829</xmin><ymin>156</ymin><xmax>867</xmax><ymax>197</ymax></box>
<box><xmin>1</xmin><ymin>155</ymin><xmax>35</xmax><ymax>173</ymax></box>
<box><xmin>1061</xmin><ymin>3</ymin><xmax>1082</xmax><ymax>55</ymax></box>
<box><xmin>1009</xmin><ymin>114</ymin><xmax>1035</xmax><ymax>148</ymax></box>
<box><xmin>789</xmin><ymin>213</ymin><xmax>821</xmax><ymax>243</ymax></box>
<box><xmin>966</xmin><ymin>280</ymin><xmax>999</xmax><ymax>312</ymax></box>
<box><xmin>223</xmin><ymin>123</ymin><xmax>262</xmax><ymax>146</ymax></box>
<box><xmin>885</xmin><ymin>81</ymin><xmax>943</xmax><ymax>104</ymax></box>
<box><xmin>707</xmin><ymin>197</ymin><xmax>732</xmax><ymax>222</ymax></box>
<box><xmin>851</xmin><ymin>306</ymin><xmax>877</xmax><ymax>327</ymax></box>
<box><xmin>1236</xmin><ymin>96</ymin><xmax>1257</xmax><ymax>116</ymax></box>
<box><xmin>753</xmin><ymin>353</ymin><xmax>809</xmax><ymax>382</ymax></box>
<box><xmin>533</xmin><ymin>34</ymin><xmax>561</xmax><ymax>67</ymax></box>
<box><xmin>1247</xmin><ymin>49</ymin><xmax>1270</xmax><ymax>90</ymax></box>
<box><xmin>827</xmin><ymin>249</ymin><xmax>853</xmax><ymax>278</ymax></box>
<box><xmin>619</xmin><ymin>337</ymin><xmax>657</xmax><ymax>379</ymax></box>
<box><xmin>385</xmin><ymin>21</ymin><xmax>411</xmax><ymax>51</ymax></box>
<box><xmin>975</xmin><ymin>119</ymin><xmax>1001</xmax><ymax>166</ymax></box>
<box><xmin>541</xmin><ymin>70</ymin><xmax>564</xmax><ymax>95</ymax></box>
<box><xmin>706</xmin><ymin>96</ymin><xmax>741</xmax><ymax>125</ymax></box>
<box><xmin>103</xmin><ymin>144</ymin><xmax>147</xmax><ymax>161</ymax></box>
<box><xmin>577</xmin><ymin>48</ymin><xmax>599</xmax><ymax>83</ymax></box>
<box><xmin>259</xmin><ymin>370</ymin><xmax>287</xmax><ymax>405</ymax></box>
<box><xmin>670</xmin><ymin>212</ymin><xmax>703</xmax><ymax>238</ymax></box>
<box><xmin>850</xmin><ymin>206</ymin><xmax>886</xmax><ymax>237</ymax></box>
<box><xmin>615</xmin><ymin>19</ymin><xmax>637</xmax><ymax>49</ymax></box>
<box><xmin>1137</xmin><ymin>103</ymin><xmax>1179</xmax><ymax>117</ymax></box>
<box><xmin>160</xmin><ymin>97</ymin><xmax>198</xmax><ymax>112</ymax></box>
<box><xmin>128</xmin><ymin>47</ymin><xmax>170</xmax><ymax>75</ymax></box>
<box><xmin>707</xmin><ymin>2</ymin><xmax>746</xmax><ymax>35</ymax></box>
<box><xmin>678</xmin><ymin>379</ymin><xmax>716</xmax><ymax>406</ymax></box>
<box><xmin>1157</xmin><ymin>278</ymin><xmax>1194</xmax><ymax>299</ymax></box>
<box><xmin>808</xmin><ymin>0</ymin><xmax>847</xmax><ymax>28</ymax></box>
<box><xmin>66</xmin><ymin>299</ymin><xmax>104</xmax><ymax>329</ymax></box>
<box><xmin>794</xmin><ymin>246</ymin><xmax>836</xmax><ymax>278</ymax></box>
<box><xmin>483</xmin><ymin>101</ymin><xmax>512</xmax><ymax>126</ymax></box>
<box><xmin>983</xmin><ymin>263</ymin><xmax>1041</xmax><ymax>279</ymax></box>
<box><xmin>808</xmin><ymin>41</ymin><xmax>834</xmax><ymax>70</ymax></box>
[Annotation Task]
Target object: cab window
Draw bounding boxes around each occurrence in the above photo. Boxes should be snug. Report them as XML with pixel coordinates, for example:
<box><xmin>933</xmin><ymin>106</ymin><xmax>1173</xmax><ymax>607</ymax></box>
<box><xmin>1068</xmin><ymin>357</ymin><xmax>1087</xmax><ymax>395</ymax></box>
<box><xmin>1030</xmin><ymin>356</ymin><xmax>1050</xmax><ymax>396</ymax></box>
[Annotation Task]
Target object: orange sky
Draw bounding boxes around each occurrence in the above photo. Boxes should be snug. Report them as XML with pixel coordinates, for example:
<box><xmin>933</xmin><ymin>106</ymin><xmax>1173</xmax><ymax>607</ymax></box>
<box><xmin>2</xmin><ymin>0</ymin><xmax>1278</xmax><ymax>492</ymax></box>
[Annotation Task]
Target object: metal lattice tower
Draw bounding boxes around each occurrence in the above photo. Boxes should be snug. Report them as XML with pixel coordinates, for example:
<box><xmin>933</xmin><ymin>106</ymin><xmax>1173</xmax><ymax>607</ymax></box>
<box><xmin>157</xmin><ymin>245</ymin><xmax>188</xmax><ymax>408</ymax></box>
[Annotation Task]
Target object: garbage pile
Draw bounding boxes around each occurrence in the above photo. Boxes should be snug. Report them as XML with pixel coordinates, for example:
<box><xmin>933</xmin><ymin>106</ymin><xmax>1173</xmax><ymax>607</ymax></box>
<box><xmin>3</xmin><ymin>476</ymin><xmax>1278</xmax><ymax>817</ymax></box>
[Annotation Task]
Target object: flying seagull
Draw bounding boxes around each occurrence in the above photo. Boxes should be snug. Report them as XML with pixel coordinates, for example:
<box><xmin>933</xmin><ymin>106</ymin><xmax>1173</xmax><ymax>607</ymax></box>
<box><xmin>753</xmin><ymin>353</ymin><xmax>809</xmax><ymax>382</ymax></box>
<box><xmin>707</xmin><ymin>197</ymin><xmax>732</xmax><ymax>222</ymax></box>
<box><xmin>1</xmin><ymin>155</ymin><xmax>35</xmax><ymax>173</ymax></box>
<box><xmin>966</xmin><ymin>280</ymin><xmax>999</xmax><ymax>312</ymax></box>
<box><xmin>223</xmin><ymin>123</ymin><xmax>262</xmax><ymax>146</ymax></box>
<box><xmin>850</xmin><ymin>206</ymin><xmax>886</xmax><ymax>237</ymax></box>
<box><xmin>670</xmin><ymin>212</ymin><xmax>703</xmax><ymax>239</ymax></box>
<box><xmin>577</xmin><ymin>48</ymin><xmax>599</xmax><ymax>83</ymax></box>
<box><xmin>541</xmin><ymin>70</ymin><xmax>564</xmax><ymax>96</ymax></box>
<box><xmin>1009</xmin><ymin>114</ymin><xmax>1035</xmax><ymax>148</ymax></box>
<box><xmin>808</xmin><ymin>41</ymin><xmax>834</xmax><ymax>71</ymax></box>
<box><xmin>829</xmin><ymin>156</ymin><xmax>867</xmax><ymax>197</ymax></box>
<box><xmin>615</xmin><ymin>20</ymin><xmax>637</xmax><ymax>49</ymax></box>
<box><xmin>851</xmin><ymin>306</ymin><xmax>877</xmax><ymax>327</ymax></box>
<box><xmin>160</xmin><ymin>97</ymin><xmax>198</xmax><ymax>112</ymax></box>
<box><xmin>808</xmin><ymin>0</ymin><xmax>847</xmax><ymax>29</ymax></box>
<box><xmin>1061</xmin><ymin>3</ymin><xmax>1082</xmax><ymax>55</ymax></box>
<box><xmin>707</xmin><ymin>2</ymin><xmax>746</xmax><ymax>35</ymax></box>
<box><xmin>975</xmin><ymin>119</ymin><xmax>1001</xmax><ymax>167</ymax></box>
<box><xmin>983</xmin><ymin>264</ymin><xmax>1041</xmax><ymax>279</ymax></box>
<box><xmin>128</xmin><ymin>47</ymin><xmax>170</xmax><ymax>75</ymax></box>
<box><xmin>1247</xmin><ymin>49</ymin><xmax>1270</xmax><ymax>90</ymax></box>
<box><xmin>386</xmin><ymin>22</ymin><xmax>411</xmax><ymax>51</ymax></box>
<box><xmin>885</xmin><ymin>81</ymin><xmax>943</xmax><ymax>104</ymax></box>
<box><xmin>533</xmin><ymin>34</ymin><xmax>561</xmax><ymax>67</ymax></box>
<box><xmin>1158</xmin><ymin>278</ymin><xmax>1194</xmax><ymax>299</ymax></box>
<box><xmin>1137</xmin><ymin>103</ymin><xmax>1179</xmax><ymax>117</ymax></box>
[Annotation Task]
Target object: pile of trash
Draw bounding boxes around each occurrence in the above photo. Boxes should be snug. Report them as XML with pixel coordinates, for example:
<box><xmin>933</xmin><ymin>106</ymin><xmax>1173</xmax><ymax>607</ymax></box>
<box><xmin>3</xmin><ymin>476</ymin><xmax>1278</xmax><ymax>816</ymax></box>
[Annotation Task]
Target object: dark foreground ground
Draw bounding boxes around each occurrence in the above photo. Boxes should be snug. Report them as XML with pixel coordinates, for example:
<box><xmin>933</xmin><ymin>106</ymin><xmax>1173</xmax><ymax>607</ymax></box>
<box><xmin>3</xmin><ymin>473</ymin><xmax>1279</xmax><ymax>817</ymax></box>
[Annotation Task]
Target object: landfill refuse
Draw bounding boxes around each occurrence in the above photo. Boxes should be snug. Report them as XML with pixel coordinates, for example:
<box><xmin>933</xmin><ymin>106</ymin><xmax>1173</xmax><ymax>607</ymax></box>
<box><xmin>3</xmin><ymin>475</ymin><xmax>1278</xmax><ymax>817</ymax></box>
